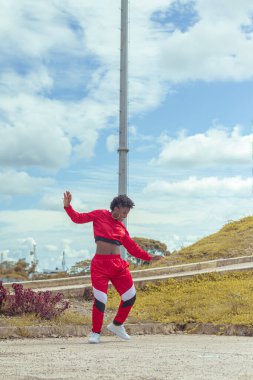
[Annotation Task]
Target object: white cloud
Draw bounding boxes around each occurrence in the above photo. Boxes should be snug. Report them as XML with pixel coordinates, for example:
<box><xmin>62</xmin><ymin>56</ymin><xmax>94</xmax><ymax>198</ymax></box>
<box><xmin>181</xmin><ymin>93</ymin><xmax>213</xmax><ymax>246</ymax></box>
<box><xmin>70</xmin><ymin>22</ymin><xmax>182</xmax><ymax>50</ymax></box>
<box><xmin>19</xmin><ymin>237</ymin><xmax>36</xmax><ymax>248</ymax></box>
<box><xmin>0</xmin><ymin>210</ymin><xmax>66</xmax><ymax>234</ymax></box>
<box><xmin>39</xmin><ymin>192</ymin><xmax>89</xmax><ymax>211</ymax></box>
<box><xmin>144</xmin><ymin>176</ymin><xmax>252</xmax><ymax>198</ymax></box>
<box><xmin>0</xmin><ymin>96</ymin><xmax>72</xmax><ymax>169</ymax></box>
<box><xmin>62</xmin><ymin>239</ymin><xmax>72</xmax><ymax>246</ymax></box>
<box><xmin>0</xmin><ymin>1</ymin><xmax>119</xmax><ymax>170</ymax></box>
<box><xmin>0</xmin><ymin>0</ymin><xmax>81</xmax><ymax>59</ymax></box>
<box><xmin>0</xmin><ymin>170</ymin><xmax>54</xmax><ymax>195</ymax></box>
<box><xmin>126</xmin><ymin>124</ymin><xmax>159</xmax><ymax>153</ymax></box>
<box><xmin>127</xmin><ymin>187</ymin><xmax>253</xmax><ymax>251</ymax></box>
<box><xmin>39</xmin><ymin>194</ymin><xmax>63</xmax><ymax>211</ymax></box>
<box><xmin>196</xmin><ymin>0</ymin><xmax>253</xmax><ymax>23</ymax></box>
<box><xmin>0</xmin><ymin>208</ymin><xmax>94</xmax><ymax>269</ymax></box>
<box><xmin>0</xmin><ymin>67</ymin><xmax>53</xmax><ymax>96</ymax></box>
<box><xmin>157</xmin><ymin>1</ymin><xmax>253</xmax><ymax>83</ymax></box>
<box><xmin>106</xmin><ymin>134</ymin><xmax>118</xmax><ymax>152</ymax></box>
<box><xmin>62</xmin><ymin>243</ymin><xmax>90</xmax><ymax>261</ymax></box>
<box><xmin>1</xmin><ymin>0</ymin><xmax>253</xmax><ymax>173</ymax></box>
<box><xmin>1</xmin><ymin>1</ymin><xmax>253</xmax><ymax>268</ymax></box>
<box><xmin>152</xmin><ymin>126</ymin><xmax>252</xmax><ymax>168</ymax></box>
<box><xmin>0</xmin><ymin>92</ymin><xmax>116</xmax><ymax>168</ymax></box>
<box><xmin>126</xmin><ymin>0</ymin><xmax>253</xmax><ymax>113</ymax></box>
<box><xmin>45</xmin><ymin>244</ymin><xmax>58</xmax><ymax>252</ymax></box>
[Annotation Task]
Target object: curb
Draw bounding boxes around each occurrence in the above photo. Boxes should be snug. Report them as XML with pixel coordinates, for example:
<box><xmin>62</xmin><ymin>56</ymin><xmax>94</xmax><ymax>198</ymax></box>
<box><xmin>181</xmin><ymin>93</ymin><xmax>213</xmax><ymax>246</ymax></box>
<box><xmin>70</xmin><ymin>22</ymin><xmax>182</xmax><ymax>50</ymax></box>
<box><xmin>1</xmin><ymin>322</ymin><xmax>253</xmax><ymax>339</ymax></box>
<box><xmin>4</xmin><ymin>255</ymin><xmax>253</xmax><ymax>291</ymax></box>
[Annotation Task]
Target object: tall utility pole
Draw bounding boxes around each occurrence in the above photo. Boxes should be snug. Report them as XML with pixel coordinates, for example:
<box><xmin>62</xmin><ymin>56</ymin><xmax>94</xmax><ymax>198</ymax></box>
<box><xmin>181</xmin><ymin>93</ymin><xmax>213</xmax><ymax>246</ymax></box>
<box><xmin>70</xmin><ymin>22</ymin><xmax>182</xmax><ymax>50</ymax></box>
<box><xmin>118</xmin><ymin>0</ymin><xmax>129</xmax><ymax>260</ymax></box>
<box><xmin>62</xmin><ymin>251</ymin><xmax>66</xmax><ymax>272</ymax></box>
<box><xmin>118</xmin><ymin>0</ymin><xmax>129</xmax><ymax>196</ymax></box>
<box><xmin>30</xmin><ymin>243</ymin><xmax>38</xmax><ymax>272</ymax></box>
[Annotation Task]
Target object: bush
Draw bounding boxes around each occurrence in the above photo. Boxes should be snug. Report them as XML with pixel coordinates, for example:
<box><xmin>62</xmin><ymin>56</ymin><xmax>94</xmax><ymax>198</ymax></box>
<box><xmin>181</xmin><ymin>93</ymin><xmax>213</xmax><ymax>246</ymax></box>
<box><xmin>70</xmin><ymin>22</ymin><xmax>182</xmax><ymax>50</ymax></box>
<box><xmin>0</xmin><ymin>281</ymin><xmax>69</xmax><ymax>320</ymax></box>
<box><xmin>83</xmin><ymin>287</ymin><xmax>93</xmax><ymax>301</ymax></box>
<box><xmin>0</xmin><ymin>282</ymin><xmax>7</xmax><ymax>308</ymax></box>
<box><xmin>106</xmin><ymin>270</ymin><xmax>253</xmax><ymax>325</ymax></box>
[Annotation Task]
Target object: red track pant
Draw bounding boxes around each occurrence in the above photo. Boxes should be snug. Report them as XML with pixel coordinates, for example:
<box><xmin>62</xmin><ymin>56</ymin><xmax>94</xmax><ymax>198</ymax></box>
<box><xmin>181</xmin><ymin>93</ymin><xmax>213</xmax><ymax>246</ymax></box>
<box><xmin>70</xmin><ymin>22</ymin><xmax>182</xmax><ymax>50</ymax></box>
<box><xmin>90</xmin><ymin>254</ymin><xmax>136</xmax><ymax>334</ymax></box>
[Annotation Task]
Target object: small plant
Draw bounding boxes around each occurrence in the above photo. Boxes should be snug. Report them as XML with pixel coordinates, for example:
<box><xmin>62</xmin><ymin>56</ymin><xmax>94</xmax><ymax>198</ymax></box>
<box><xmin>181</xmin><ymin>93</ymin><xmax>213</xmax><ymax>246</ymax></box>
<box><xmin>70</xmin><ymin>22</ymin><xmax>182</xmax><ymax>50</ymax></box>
<box><xmin>226</xmin><ymin>292</ymin><xmax>247</xmax><ymax>315</ymax></box>
<box><xmin>0</xmin><ymin>281</ymin><xmax>69</xmax><ymax>320</ymax></box>
<box><xmin>0</xmin><ymin>281</ymin><xmax>7</xmax><ymax>308</ymax></box>
<box><xmin>106</xmin><ymin>270</ymin><xmax>253</xmax><ymax>325</ymax></box>
<box><xmin>83</xmin><ymin>287</ymin><xmax>93</xmax><ymax>301</ymax></box>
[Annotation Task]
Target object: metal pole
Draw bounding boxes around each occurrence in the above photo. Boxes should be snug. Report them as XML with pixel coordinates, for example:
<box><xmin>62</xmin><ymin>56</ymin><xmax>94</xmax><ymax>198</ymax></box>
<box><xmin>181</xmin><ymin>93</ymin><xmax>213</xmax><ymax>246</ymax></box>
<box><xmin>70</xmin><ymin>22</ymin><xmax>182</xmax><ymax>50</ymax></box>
<box><xmin>118</xmin><ymin>0</ymin><xmax>129</xmax><ymax>260</ymax></box>
<box><xmin>62</xmin><ymin>251</ymin><xmax>66</xmax><ymax>272</ymax></box>
<box><xmin>118</xmin><ymin>0</ymin><xmax>129</xmax><ymax>196</ymax></box>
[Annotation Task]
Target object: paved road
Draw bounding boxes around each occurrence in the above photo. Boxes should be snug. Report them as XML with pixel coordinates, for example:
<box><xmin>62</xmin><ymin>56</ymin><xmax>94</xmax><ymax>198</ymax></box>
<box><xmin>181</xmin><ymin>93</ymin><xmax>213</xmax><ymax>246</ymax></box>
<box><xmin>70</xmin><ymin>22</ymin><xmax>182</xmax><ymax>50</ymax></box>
<box><xmin>1</xmin><ymin>334</ymin><xmax>253</xmax><ymax>379</ymax></box>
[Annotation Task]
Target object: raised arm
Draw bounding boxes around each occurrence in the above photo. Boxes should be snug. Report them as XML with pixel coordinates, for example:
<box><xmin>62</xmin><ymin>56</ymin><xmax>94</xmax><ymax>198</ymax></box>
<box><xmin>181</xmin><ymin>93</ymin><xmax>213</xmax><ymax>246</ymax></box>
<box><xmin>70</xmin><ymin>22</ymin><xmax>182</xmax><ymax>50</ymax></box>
<box><xmin>63</xmin><ymin>191</ymin><xmax>98</xmax><ymax>224</ymax></box>
<box><xmin>63</xmin><ymin>191</ymin><xmax>72</xmax><ymax>208</ymax></box>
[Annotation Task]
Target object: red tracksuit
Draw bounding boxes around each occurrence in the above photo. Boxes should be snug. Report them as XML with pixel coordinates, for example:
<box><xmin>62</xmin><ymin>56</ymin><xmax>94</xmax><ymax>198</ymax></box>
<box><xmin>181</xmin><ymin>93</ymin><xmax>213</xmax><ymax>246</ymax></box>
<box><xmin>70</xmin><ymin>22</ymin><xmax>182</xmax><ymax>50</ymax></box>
<box><xmin>65</xmin><ymin>205</ymin><xmax>152</xmax><ymax>333</ymax></box>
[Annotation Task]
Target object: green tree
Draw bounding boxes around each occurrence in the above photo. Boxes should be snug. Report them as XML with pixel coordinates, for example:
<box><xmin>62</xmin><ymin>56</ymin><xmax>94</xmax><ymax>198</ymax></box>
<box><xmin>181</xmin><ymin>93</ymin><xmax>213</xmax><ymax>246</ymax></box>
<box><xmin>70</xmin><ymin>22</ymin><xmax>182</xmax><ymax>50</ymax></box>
<box><xmin>14</xmin><ymin>259</ymin><xmax>29</xmax><ymax>275</ymax></box>
<box><xmin>129</xmin><ymin>237</ymin><xmax>170</xmax><ymax>265</ymax></box>
<box><xmin>0</xmin><ymin>258</ymin><xmax>30</xmax><ymax>280</ymax></box>
<box><xmin>69</xmin><ymin>259</ymin><xmax>91</xmax><ymax>275</ymax></box>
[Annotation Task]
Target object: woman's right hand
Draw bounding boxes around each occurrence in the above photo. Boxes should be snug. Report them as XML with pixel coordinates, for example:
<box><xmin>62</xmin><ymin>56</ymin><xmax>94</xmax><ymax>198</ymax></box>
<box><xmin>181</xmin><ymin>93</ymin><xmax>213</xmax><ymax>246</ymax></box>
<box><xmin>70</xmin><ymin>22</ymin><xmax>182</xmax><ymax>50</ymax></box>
<box><xmin>63</xmin><ymin>191</ymin><xmax>72</xmax><ymax>208</ymax></box>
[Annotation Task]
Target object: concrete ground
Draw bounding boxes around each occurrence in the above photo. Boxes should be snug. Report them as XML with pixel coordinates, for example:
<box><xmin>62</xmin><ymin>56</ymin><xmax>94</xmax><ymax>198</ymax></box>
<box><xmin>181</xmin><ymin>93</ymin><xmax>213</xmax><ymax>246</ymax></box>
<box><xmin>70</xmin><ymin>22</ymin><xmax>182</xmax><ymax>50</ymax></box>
<box><xmin>1</xmin><ymin>334</ymin><xmax>253</xmax><ymax>380</ymax></box>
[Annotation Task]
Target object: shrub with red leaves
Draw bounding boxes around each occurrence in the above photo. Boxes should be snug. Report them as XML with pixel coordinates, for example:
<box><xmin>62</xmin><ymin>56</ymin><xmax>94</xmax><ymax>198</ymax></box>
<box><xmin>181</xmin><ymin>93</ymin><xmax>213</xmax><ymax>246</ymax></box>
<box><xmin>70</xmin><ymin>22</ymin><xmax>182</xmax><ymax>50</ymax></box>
<box><xmin>83</xmin><ymin>287</ymin><xmax>93</xmax><ymax>301</ymax></box>
<box><xmin>0</xmin><ymin>281</ymin><xmax>8</xmax><ymax>308</ymax></box>
<box><xmin>0</xmin><ymin>282</ymin><xmax>69</xmax><ymax>320</ymax></box>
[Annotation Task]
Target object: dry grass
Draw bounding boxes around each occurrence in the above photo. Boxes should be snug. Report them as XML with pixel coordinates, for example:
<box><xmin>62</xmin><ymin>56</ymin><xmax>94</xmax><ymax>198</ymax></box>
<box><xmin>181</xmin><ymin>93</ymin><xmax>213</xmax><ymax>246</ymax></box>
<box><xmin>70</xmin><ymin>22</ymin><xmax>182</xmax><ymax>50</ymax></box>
<box><xmin>0</xmin><ymin>310</ymin><xmax>90</xmax><ymax>328</ymax></box>
<box><xmin>148</xmin><ymin>216</ymin><xmax>253</xmax><ymax>268</ymax></box>
<box><xmin>1</xmin><ymin>270</ymin><xmax>253</xmax><ymax>327</ymax></box>
<box><xmin>2</xmin><ymin>215</ymin><xmax>253</xmax><ymax>328</ymax></box>
<box><xmin>107</xmin><ymin>270</ymin><xmax>253</xmax><ymax>325</ymax></box>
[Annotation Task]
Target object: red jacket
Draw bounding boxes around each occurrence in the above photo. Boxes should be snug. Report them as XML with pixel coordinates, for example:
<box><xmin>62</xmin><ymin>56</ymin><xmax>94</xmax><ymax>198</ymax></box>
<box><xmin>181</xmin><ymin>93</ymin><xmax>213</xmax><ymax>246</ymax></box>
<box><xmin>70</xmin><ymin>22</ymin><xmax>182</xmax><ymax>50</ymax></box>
<box><xmin>64</xmin><ymin>205</ymin><xmax>152</xmax><ymax>261</ymax></box>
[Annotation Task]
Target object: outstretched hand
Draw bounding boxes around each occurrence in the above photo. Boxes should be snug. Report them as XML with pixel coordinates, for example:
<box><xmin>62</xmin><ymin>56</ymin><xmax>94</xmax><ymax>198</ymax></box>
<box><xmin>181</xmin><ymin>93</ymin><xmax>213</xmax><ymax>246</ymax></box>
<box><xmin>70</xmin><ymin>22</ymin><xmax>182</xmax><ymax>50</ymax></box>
<box><xmin>151</xmin><ymin>255</ymin><xmax>163</xmax><ymax>261</ymax></box>
<box><xmin>63</xmin><ymin>191</ymin><xmax>72</xmax><ymax>208</ymax></box>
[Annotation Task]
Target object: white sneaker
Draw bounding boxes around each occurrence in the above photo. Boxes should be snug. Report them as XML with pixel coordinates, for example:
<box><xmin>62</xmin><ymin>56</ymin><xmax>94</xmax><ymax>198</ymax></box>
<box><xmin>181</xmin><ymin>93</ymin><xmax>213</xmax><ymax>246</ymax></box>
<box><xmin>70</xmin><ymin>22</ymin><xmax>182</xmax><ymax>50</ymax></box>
<box><xmin>107</xmin><ymin>323</ymin><xmax>130</xmax><ymax>340</ymax></box>
<box><xmin>88</xmin><ymin>332</ymin><xmax>100</xmax><ymax>344</ymax></box>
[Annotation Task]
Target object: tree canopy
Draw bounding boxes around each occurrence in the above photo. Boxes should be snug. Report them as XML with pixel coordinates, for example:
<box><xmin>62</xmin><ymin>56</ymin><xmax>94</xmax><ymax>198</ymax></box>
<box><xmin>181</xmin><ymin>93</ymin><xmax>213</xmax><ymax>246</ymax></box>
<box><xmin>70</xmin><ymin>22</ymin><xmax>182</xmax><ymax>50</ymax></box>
<box><xmin>129</xmin><ymin>237</ymin><xmax>170</xmax><ymax>265</ymax></box>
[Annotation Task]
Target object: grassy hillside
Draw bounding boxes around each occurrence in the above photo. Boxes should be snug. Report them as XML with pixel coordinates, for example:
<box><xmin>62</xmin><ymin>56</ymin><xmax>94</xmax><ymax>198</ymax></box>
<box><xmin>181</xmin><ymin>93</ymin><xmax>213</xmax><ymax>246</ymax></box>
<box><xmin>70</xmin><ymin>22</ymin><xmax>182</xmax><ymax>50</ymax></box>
<box><xmin>2</xmin><ymin>270</ymin><xmax>253</xmax><ymax>328</ymax></box>
<box><xmin>108</xmin><ymin>270</ymin><xmax>253</xmax><ymax>325</ymax></box>
<box><xmin>2</xmin><ymin>217</ymin><xmax>253</xmax><ymax>331</ymax></box>
<box><xmin>150</xmin><ymin>216</ymin><xmax>253</xmax><ymax>267</ymax></box>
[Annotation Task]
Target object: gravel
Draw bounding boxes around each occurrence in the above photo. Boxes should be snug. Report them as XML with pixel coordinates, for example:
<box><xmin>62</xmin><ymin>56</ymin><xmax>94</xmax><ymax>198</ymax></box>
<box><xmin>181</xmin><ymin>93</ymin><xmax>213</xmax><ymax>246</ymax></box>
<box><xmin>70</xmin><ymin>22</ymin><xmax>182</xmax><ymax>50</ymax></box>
<box><xmin>1</xmin><ymin>334</ymin><xmax>253</xmax><ymax>379</ymax></box>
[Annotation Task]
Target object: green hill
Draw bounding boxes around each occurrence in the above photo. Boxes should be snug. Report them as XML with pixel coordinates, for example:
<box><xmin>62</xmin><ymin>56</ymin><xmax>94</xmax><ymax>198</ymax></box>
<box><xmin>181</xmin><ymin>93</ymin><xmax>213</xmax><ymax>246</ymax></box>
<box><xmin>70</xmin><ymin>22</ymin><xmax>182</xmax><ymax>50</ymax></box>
<box><xmin>154</xmin><ymin>216</ymin><xmax>253</xmax><ymax>267</ymax></box>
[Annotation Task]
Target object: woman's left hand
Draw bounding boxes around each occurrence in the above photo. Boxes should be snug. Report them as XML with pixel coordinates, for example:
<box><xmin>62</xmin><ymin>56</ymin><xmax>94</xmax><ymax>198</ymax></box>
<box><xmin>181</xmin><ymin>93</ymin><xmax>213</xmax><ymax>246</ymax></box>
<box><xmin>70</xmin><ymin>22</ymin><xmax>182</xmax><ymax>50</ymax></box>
<box><xmin>150</xmin><ymin>255</ymin><xmax>163</xmax><ymax>261</ymax></box>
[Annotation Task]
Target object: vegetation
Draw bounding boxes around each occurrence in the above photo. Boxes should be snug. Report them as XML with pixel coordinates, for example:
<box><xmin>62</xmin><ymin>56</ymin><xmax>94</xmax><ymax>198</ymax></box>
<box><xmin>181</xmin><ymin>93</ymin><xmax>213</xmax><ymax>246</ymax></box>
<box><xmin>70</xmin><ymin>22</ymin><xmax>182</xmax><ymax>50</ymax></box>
<box><xmin>150</xmin><ymin>216</ymin><xmax>253</xmax><ymax>268</ymax></box>
<box><xmin>129</xmin><ymin>237</ymin><xmax>169</xmax><ymax>266</ymax></box>
<box><xmin>0</xmin><ymin>310</ymin><xmax>90</xmax><ymax>327</ymax></box>
<box><xmin>0</xmin><ymin>259</ymin><xmax>31</xmax><ymax>281</ymax></box>
<box><xmin>1</xmin><ymin>270</ymin><xmax>253</xmax><ymax>327</ymax></box>
<box><xmin>107</xmin><ymin>270</ymin><xmax>253</xmax><ymax>325</ymax></box>
<box><xmin>0</xmin><ymin>282</ymin><xmax>69</xmax><ymax>319</ymax></box>
<box><xmin>2</xmin><ymin>216</ymin><xmax>253</xmax><ymax>329</ymax></box>
<box><xmin>69</xmin><ymin>260</ymin><xmax>91</xmax><ymax>275</ymax></box>
<box><xmin>133</xmin><ymin>237</ymin><xmax>169</xmax><ymax>256</ymax></box>
<box><xmin>1</xmin><ymin>258</ymin><xmax>73</xmax><ymax>281</ymax></box>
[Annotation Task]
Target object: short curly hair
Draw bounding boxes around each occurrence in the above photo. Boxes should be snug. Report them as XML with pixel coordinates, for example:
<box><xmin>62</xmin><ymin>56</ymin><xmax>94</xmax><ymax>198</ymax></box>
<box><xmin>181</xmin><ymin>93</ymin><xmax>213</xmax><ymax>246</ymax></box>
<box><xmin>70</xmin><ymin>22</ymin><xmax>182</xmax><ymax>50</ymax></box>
<box><xmin>110</xmin><ymin>194</ymin><xmax>135</xmax><ymax>211</ymax></box>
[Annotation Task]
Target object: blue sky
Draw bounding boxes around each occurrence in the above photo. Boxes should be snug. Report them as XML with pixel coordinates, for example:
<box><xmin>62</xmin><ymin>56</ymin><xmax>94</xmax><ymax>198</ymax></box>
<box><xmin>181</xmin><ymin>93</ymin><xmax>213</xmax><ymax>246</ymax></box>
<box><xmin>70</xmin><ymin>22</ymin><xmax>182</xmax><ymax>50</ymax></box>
<box><xmin>0</xmin><ymin>0</ymin><xmax>253</xmax><ymax>271</ymax></box>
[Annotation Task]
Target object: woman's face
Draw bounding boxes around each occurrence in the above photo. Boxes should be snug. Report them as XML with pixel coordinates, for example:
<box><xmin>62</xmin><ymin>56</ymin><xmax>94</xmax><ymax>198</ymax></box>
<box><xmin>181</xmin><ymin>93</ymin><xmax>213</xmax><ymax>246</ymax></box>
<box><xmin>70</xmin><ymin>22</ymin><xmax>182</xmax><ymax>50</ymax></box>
<box><xmin>112</xmin><ymin>206</ymin><xmax>130</xmax><ymax>221</ymax></box>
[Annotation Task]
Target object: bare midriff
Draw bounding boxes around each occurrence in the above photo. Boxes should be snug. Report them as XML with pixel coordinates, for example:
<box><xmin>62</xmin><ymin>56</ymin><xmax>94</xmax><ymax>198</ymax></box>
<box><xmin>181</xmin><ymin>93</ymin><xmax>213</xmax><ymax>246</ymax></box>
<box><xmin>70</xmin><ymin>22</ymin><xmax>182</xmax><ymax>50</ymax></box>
<box><xmin>95</xmin><ymin>241</ymin><xmax>121</xmax><ymax>255</ymax></box>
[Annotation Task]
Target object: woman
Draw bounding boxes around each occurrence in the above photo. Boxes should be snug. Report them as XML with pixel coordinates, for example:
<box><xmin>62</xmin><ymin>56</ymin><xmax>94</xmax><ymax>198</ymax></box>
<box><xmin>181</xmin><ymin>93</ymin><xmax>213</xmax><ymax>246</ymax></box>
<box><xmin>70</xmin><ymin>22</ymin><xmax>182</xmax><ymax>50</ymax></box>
<box><xmin>63</xmin><ymin>191</ymin><xmax>161</xmax><ymax>343</ymax></box>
